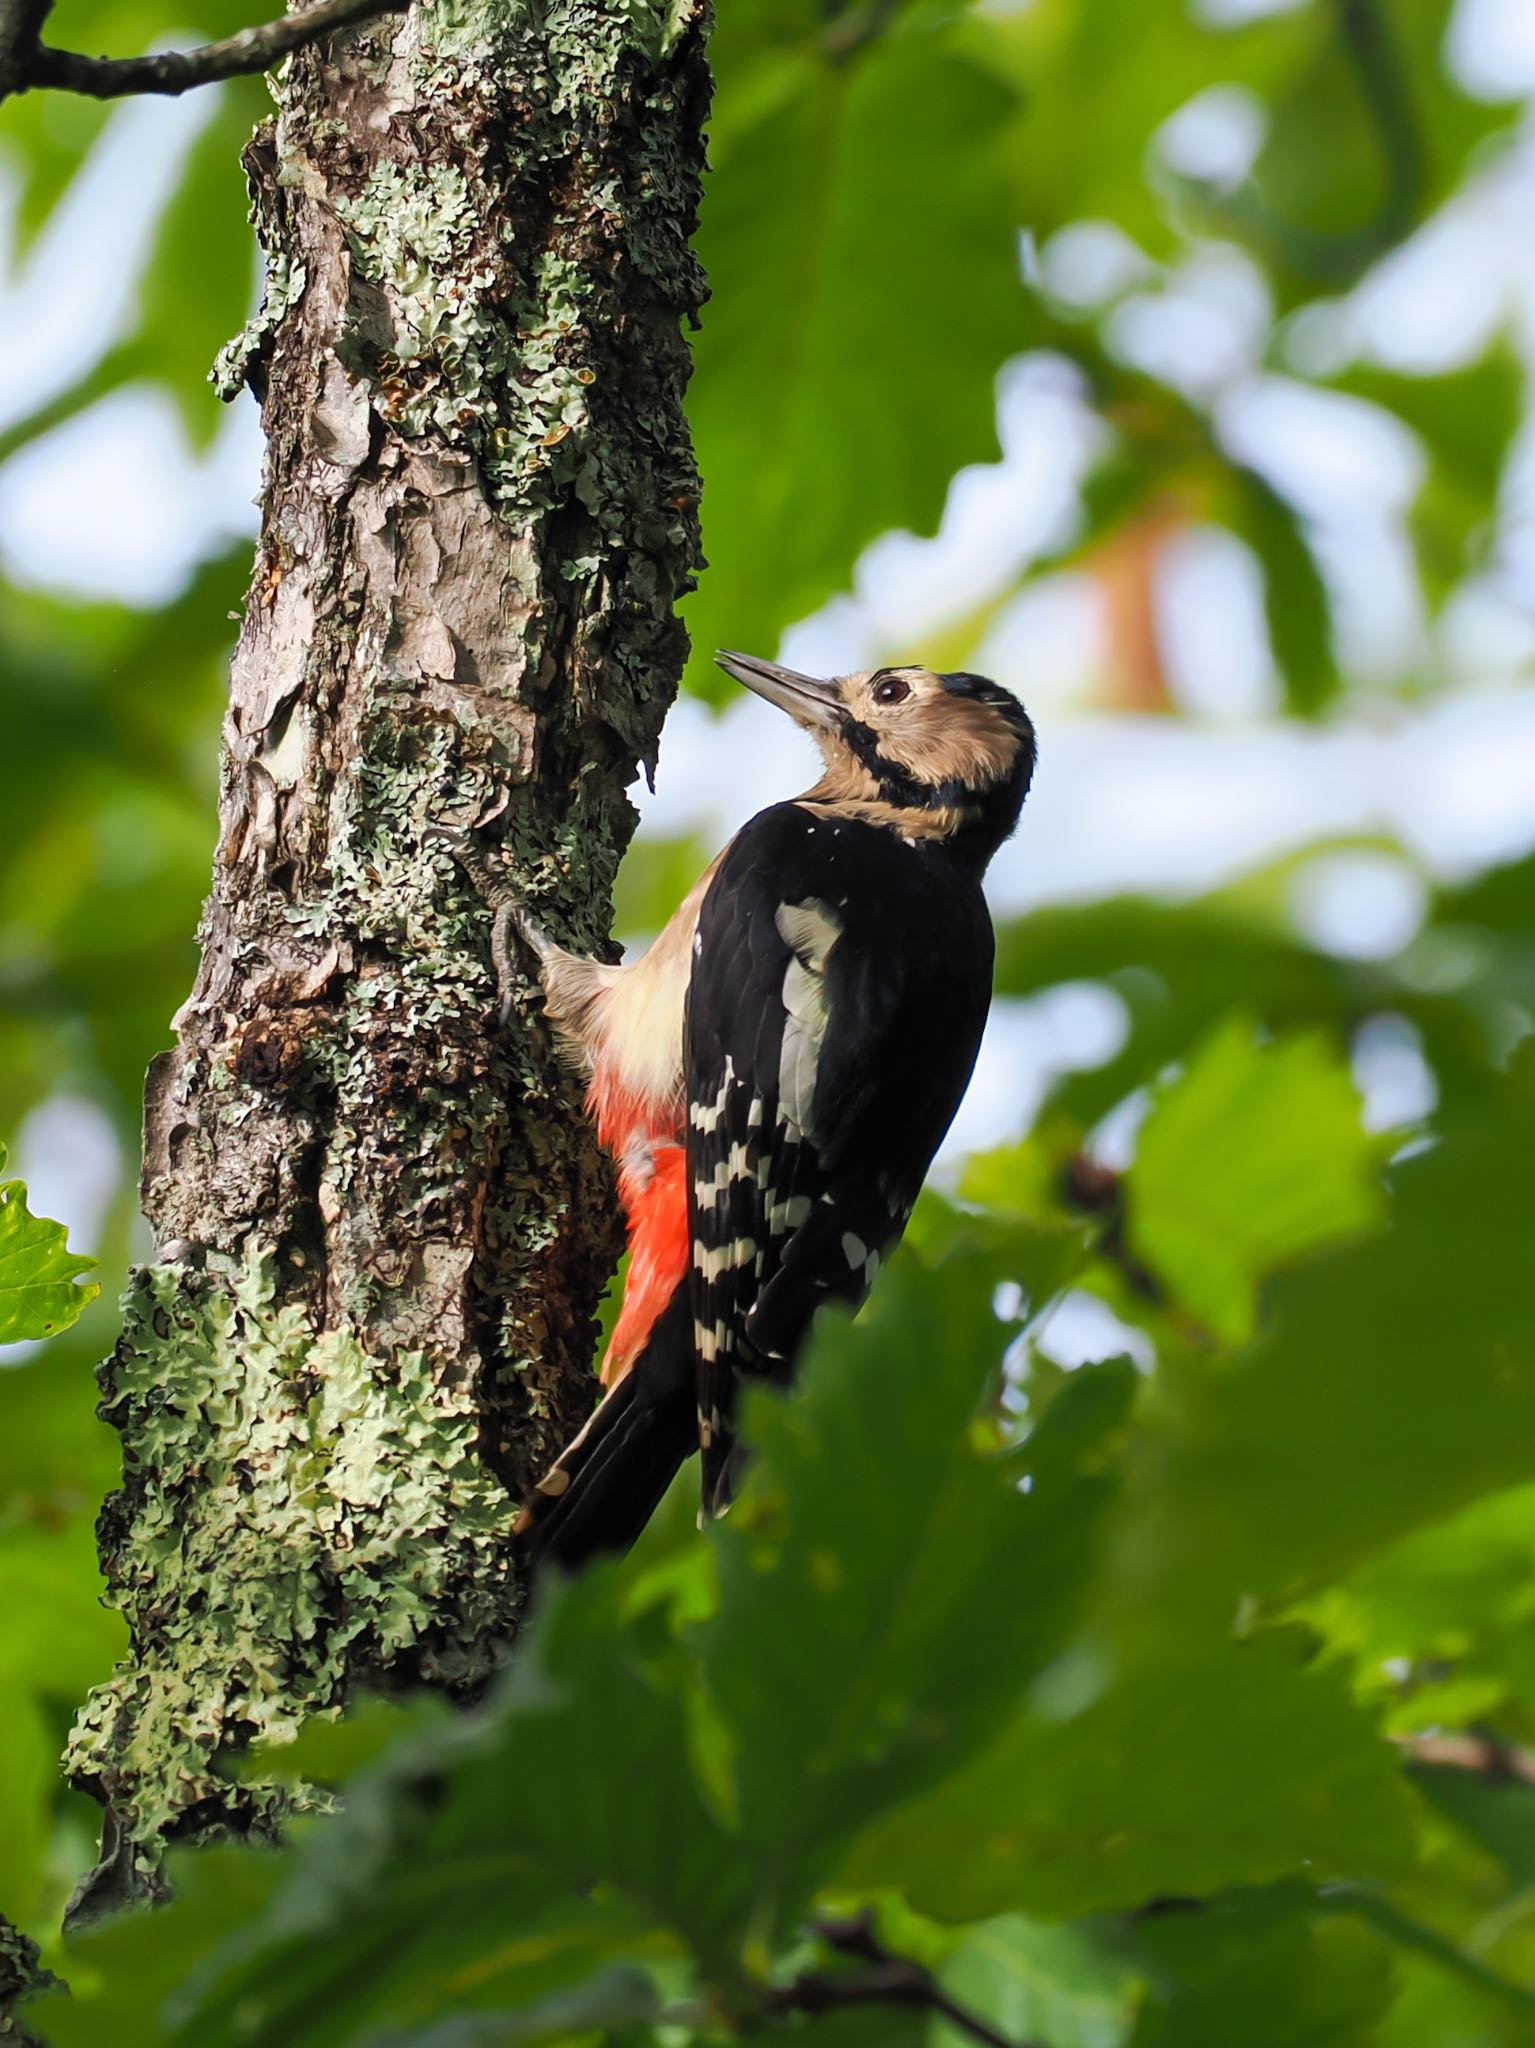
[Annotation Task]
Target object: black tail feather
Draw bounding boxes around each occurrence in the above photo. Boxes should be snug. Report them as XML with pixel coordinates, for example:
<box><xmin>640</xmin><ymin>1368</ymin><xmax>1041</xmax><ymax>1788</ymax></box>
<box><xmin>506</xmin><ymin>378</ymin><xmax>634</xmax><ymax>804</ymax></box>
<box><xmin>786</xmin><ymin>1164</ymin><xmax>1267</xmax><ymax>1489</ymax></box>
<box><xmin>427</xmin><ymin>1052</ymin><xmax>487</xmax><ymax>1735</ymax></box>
<box><xmin>518</xmin><ymin>1288</ymin><xmax>697</xmax><ymax>1573</ymax></box>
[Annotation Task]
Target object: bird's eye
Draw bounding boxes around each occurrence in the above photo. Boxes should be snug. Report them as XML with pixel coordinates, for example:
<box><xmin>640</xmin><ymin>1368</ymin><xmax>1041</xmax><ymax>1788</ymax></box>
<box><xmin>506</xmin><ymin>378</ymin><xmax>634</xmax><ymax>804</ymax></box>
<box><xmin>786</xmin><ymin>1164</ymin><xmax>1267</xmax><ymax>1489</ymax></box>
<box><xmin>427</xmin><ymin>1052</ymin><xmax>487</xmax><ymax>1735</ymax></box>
<box><xmin>873</xmin><ymin>676</ymin><xmax>910</xmax><ymax>706</ymax></box>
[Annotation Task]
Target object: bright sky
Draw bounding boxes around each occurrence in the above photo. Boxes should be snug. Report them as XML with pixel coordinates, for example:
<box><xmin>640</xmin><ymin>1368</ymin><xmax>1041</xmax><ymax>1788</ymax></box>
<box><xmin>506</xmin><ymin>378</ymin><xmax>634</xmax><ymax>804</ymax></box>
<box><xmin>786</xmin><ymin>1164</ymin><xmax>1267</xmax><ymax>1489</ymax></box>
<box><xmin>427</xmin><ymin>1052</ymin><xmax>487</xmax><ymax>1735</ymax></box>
<box><xmin>3</xmin><ymin>0</ymin><xmax>1535</xmax><ymax>1252</ymax></box>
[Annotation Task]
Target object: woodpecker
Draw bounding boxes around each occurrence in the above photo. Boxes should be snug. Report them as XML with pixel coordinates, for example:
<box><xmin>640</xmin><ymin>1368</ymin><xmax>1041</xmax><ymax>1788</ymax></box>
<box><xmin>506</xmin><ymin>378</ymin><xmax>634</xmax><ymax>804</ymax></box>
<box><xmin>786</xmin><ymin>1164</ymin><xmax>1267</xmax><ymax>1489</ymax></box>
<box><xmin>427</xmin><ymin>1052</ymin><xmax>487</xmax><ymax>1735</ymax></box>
<box><xmin>502</xmin><ymin>653</ymin><xmax>1036</xmax><ymax>1568</ymax></box>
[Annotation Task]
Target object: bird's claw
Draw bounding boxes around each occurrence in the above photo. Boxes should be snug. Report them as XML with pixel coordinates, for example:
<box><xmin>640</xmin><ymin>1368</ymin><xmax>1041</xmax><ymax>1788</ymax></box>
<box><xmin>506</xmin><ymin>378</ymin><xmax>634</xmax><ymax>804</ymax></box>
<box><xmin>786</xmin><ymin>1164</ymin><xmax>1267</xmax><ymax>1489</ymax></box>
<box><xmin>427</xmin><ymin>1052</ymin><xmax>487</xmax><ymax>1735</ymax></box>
<box><xmin>490</xmin><ymin>900</ymin><xmax>557</xmax><ymax>1025</ymax></box>
<box><xmin>428</xmin><ymin>824</ymin><xmax>555</xmax><ymax>1023</ymax></box>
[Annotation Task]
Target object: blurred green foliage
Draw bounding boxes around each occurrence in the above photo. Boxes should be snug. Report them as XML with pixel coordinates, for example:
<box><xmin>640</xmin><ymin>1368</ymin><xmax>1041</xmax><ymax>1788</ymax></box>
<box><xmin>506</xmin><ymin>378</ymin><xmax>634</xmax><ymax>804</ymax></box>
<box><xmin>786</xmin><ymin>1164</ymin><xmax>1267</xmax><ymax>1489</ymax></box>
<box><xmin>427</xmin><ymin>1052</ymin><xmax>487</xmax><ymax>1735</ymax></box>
<box><xmin>4</xmin><ymin>0</ymin><xmax>1535</xmax><ymax>2040</ymax></box>
<box><xmin>1126</xmin><ymin>1015</ymin><xmax>1385</xmax><ymax>1343</ymax></box>
<box><xmin>18</xmin><ymin>1026</ymin><xmax>1535</xmax><ymax>2045</ymax></box>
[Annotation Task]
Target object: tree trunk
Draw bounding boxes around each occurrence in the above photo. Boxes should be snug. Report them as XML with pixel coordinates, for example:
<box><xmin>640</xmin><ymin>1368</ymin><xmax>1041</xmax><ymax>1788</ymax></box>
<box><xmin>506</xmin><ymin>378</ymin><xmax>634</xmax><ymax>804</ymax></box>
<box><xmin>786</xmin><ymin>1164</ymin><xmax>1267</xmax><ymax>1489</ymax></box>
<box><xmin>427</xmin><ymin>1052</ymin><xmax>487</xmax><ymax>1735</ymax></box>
<box><xmin>65</xmin><ymin>0</ymin><xmax>710</xmax><ymax>1919</ymax></box>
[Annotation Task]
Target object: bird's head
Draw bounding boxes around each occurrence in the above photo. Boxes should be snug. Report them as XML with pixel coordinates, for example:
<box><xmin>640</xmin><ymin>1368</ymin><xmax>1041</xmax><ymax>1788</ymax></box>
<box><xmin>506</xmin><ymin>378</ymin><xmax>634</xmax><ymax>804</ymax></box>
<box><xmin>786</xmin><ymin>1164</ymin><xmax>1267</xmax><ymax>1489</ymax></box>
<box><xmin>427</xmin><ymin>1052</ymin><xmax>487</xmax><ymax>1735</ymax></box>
<box><xmin>716</xmin><ymin>652</ymin><xmax>1036</xmax><ymax>864</ymax></box>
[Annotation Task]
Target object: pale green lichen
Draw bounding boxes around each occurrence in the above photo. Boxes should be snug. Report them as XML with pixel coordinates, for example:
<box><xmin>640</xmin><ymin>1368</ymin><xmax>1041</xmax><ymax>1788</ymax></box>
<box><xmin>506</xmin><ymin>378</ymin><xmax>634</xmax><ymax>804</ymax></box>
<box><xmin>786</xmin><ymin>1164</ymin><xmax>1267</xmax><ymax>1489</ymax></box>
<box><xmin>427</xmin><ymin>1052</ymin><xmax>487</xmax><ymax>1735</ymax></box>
<box><xmin>341</xmin><ymin>161</ymin><xmax>477</xmax><ymax>276</ymax></box>
<box><xmin>68</xmin><ymin>1251</ymin><xmax>522</xmax><ymax>1910</ymax></box>
<box><xmin>336</xmin><ymin>164</ymin><xmax>600</xmax><ymax>493</ymax></box>
<box><xmin>212</xmin><ymin>245</ymin><xmax>308</xmax><ymax>403</ymax></box>
<box><xmin>335</xmin><ymin>159</ymin><xmax>503</xmax><ymax>442</ymax></box>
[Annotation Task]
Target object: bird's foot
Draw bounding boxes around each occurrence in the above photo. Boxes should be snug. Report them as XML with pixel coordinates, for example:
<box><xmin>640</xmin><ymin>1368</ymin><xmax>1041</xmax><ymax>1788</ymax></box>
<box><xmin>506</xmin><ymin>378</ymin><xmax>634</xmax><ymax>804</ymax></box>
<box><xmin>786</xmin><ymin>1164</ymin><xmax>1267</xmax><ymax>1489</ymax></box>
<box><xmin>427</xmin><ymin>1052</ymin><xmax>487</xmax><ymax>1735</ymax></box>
<box><xmin>427</xmin><ymin>825</ymin><xmax>555</xmax><ymax>1025</ymax></box>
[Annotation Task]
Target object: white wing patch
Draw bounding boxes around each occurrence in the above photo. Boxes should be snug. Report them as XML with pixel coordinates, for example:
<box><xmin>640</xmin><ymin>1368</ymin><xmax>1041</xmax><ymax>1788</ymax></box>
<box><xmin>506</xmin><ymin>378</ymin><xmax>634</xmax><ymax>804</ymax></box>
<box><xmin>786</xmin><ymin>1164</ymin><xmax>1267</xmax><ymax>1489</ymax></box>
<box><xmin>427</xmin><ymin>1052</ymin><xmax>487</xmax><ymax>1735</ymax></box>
<box><xmin>766</xmin><ymin>1191</ymin><xmax>813</xmax><ymax>1237</ymax></box>
<box><xmin>693</xmin><ymin>1236</ymin><xmax>758</xmax><ymax>1279</ymax></box>
<box><xmin>774</xmin><ymin>898</ymin><xmax>841</xmax><ymax>1143</ymax></box>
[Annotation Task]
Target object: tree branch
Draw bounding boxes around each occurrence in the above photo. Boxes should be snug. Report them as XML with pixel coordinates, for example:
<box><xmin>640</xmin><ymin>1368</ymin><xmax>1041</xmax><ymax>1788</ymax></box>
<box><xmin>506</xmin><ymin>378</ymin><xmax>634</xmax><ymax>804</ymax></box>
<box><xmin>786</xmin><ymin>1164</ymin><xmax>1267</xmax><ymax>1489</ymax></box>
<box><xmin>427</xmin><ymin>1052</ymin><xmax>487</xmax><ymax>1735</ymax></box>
<box><xmin>0</xmin><ymin>0</ymin><xmax>51</xmax><ymax>100</ymax></box>
<box><xmin>4</xmin><ymin>0</ymin><xmax>408</xmax><ymax>104</ymax></box>
<box><xmin>1177</xmin><ymin>0</ymin><xmax>1426</xmax><ymax>288</ymax></box>
<box><xmin>1330</xmin><ymin>0</ymin><xmax>1424</xmax><ymax>244</ymax></box>
<box><xmin>768</xmin><ymin>1914</ymin><xmax>1039</xmax><ymax>2048</ymax></box>
<box><xmin>1399</xmin><ymin>1731</ymin><xmax>1535</xmax><ymax>1787</ymax></box>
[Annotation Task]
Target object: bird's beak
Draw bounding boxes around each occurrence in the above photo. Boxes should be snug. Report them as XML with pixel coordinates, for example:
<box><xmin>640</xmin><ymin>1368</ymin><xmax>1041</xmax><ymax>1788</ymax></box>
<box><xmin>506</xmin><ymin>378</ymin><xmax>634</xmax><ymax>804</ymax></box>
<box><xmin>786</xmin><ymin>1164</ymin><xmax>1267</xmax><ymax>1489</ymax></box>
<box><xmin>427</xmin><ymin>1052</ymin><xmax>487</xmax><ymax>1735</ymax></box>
<box><xmin>716</xmin><ymin>650</ymin><xmax>841</xmax><ymax>731</ymax></box>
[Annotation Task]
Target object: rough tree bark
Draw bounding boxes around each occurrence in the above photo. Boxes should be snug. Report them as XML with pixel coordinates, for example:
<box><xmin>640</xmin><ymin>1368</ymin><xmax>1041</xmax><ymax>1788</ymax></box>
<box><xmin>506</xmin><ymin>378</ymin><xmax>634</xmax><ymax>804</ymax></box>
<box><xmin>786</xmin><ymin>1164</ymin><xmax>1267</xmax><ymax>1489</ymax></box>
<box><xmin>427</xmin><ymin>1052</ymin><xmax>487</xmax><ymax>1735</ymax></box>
<box><xmin>65</xmin><ymin>0</ymin><xmax>710</xmax><ymax>1918</ymax></box>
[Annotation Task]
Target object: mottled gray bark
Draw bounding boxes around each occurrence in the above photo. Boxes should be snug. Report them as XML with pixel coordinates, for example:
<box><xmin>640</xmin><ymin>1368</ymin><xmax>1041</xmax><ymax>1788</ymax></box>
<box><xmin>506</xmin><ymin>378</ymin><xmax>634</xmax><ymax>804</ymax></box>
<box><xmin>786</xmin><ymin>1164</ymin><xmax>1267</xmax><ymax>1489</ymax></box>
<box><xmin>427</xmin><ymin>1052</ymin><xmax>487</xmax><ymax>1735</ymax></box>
<box><xmin>0</xmin><ymin>1915</ymin><xmax>55</xmax><ymax>2045</ymax></box>
<box><xmin>66</xmin><ymin>0</ymin><xmax>709</xmax><ymax>1919</ymax></box>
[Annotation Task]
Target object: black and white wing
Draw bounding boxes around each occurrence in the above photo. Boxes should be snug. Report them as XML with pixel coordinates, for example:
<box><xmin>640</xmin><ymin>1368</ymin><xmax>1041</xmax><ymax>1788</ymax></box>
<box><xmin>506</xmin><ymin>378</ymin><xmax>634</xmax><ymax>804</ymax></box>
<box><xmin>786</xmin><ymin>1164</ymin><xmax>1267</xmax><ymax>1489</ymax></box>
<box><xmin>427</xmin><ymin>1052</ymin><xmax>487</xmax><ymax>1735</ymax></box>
<box><xmin>683</xmin><ymin>802</ymin><xmax>994</xmax><ymax>1514</ymax></box>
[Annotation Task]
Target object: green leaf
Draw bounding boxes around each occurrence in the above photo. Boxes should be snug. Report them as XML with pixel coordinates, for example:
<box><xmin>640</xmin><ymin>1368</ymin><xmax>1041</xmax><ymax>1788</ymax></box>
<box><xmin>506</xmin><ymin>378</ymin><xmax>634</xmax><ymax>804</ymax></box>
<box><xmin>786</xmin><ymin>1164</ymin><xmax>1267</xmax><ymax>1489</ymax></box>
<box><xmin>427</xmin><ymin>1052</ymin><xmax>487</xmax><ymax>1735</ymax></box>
<box><xmin>1224</xmin><ymin>463</ymin><xmax>1342</xmax><ymax>717</ymax></box>
<box><xmin>0</xmin><ymin>548</ymin><xmax>243</xmax><ymax>1126</ymax></box>
<box><xmin>938</xmin><ymin>1914</ymin><xmax>1138</xmax><ymax>2048</ymax></box>
<box><xmin>987</xmin><ymin>844</ymin><xmax>1535</xmax><ymax>1148</ymax></box>
<box><xmin>0</xmin><ymin>93</ymin><xmax>111</xmax><ymax>255</ymax></box>
<box><xmin>366</xmin><ymin>1967</ymin><xmax>663</xmax><ymax>2045</ymax></box>
<box><xmin>761</xmin><ymin>2008</ymin><xmax>928</xmax><ymax>2047</ymax></box>
<box><xmin>0</xmin><ymin>1518</ymin><xmax>124</xmax><ymax>1925</ymax></box>
<box><xmin>164</xmin><ymin>1566</ymin><xmax>744</xmax><ymax>2046</ymax></box>
<box><xmin>0</xmin><ymin>1690</ymin><xmax>56</xmax><ymax>1939</ymax></box>
<box><xmin>1121</xmin><ymin>1883</ymin><xmax>1395</xmax><ymax>2048</ymax></box>
<box><xmin>851</xmin><ymin>1054</ymin><xmax>1535</xmax><ymax>1926</ymax></box>
<box><xmin>701</xmin><ymin>1242</ymin><xmax>1107</xmax><ymax>1936</ymax></box>
<box><xmin>1126</xmin><ymin>1017</ymin><xmax>1383</xmax><ymax>1344</ymax></box>
<box><xmin>1124</xmin><ymin>1049</ymin><xmax>1535</xmax><ymax>1615</ymax></box>
<box><xmin>941</xmin><ymin>1155</ymin><xmax>1095</xmax><ymax>1320</ymax></box>
<box><xmin>1410</xmin><ymin>1764</ymin><xmax>1535</xmax><ymax>1896</ymax></box>
<box><xmin>851</xmin><ymin>1622</ymin><xmax>1415</xmax><ymax>1923</ymax></box>
<box><xmin>0</xmin><ymin>1144</ymin><xmax>99</xmax><ymax>1344</ymax></box>
<box><xmin>471</xmin><ymin>1567</ymin><xmax>749</xmax><ymax>1965</ymax></box>
<box><xmin>686</xmin><ymin>24</ymin><xmax>1027</xmax><ymax>693</ymax></box>
<box><xmin>1293</xmin><ymin>1480</ymin><xmax>1535</xmax><ymax>1740</ymax></box>
<box><xmin>32</xmin><ymin>1844</ymin><xmax>286</xmax><ymax>2048</ymax></box>
<box><xmin>1324</xmin><ymin>1882</ymin><xmax>1535</xmax><ymax>2028</ymax></box>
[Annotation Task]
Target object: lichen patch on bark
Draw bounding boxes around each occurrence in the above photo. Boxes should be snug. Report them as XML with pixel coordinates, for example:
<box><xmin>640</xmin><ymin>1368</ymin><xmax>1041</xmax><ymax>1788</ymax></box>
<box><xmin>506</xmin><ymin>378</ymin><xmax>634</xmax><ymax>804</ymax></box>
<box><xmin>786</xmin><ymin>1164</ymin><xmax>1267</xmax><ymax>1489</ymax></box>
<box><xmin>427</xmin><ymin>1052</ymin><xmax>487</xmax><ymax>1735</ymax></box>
<box><xmin>70</xmin><ymin>1252</ymin><xmax>518</xmax><ymax>1891</ymax></box>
